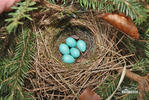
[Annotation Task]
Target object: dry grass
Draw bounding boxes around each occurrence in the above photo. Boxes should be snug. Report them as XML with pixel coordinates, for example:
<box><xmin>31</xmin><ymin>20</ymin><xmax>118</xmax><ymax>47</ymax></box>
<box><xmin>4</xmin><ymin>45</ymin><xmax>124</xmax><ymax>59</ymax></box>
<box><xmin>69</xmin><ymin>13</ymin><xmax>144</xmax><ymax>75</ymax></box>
<box><xmin>24</xmin><ymin>9</ymin><xmax>135</xmax><ymax>100</ymax></box>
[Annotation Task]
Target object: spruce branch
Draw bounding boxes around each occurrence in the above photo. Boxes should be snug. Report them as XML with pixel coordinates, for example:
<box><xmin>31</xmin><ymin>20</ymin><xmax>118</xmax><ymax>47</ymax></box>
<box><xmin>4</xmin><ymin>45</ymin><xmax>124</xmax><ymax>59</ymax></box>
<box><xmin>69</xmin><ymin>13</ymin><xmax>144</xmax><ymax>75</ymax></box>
<box><xmin>77</xmin><ymin>0</ymin><xmax>148</xmax><ymax>24</ymax></box>
<box><xmin>96</xmin><ymin>74</ymin><xmax>120</xmax><ymax>99</ymax></box>
<box><xmin>43</xmin><ymin>0</ymin><xmax>148</xmax><ymax>24</ymax></box>
<box><xmin>0</xmin><ymin>28</ymin><xmax>35</xmax><ymax>100</ymax></box>
<box><xmin>145</xmin><ymin>31</ymin><xmax>149</xmax><ymax>59</ymax></box>
<box><xmin>5</xmin><ymin>0</ymin><xmax>37</xmax><ymax>33</ymax></box>
<box><xmin>110</xmin><ymin>0</ymin><xmax>148</xmax><ymax>24</ymax></box>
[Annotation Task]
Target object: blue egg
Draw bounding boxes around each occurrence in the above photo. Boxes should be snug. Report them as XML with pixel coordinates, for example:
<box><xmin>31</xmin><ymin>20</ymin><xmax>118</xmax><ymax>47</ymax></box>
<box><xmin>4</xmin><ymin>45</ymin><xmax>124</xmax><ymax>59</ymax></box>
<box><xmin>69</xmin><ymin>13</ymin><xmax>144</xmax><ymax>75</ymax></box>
<box><xmin>70</xmin><ymin>48</ymin><xmax>80</xmax><ymax>58</ymax></box>
<box><xmin>77</xmin><ymin>40</ymin><xmax>86</xmax><ymax>52</ymax></box>
<box><xmin>66</xmin><ymin>37</ymin><xmax>77</xmax><ymax>47</ymax></box>
<box><xmin>62</xmin><ymin>55</ymin><xmax>75</xmax><ymax>64</ymax></box>
<box><xmin>59</xmin><ymin>43</ymin><xmax>70</xmax><ymax>55</ymax></box>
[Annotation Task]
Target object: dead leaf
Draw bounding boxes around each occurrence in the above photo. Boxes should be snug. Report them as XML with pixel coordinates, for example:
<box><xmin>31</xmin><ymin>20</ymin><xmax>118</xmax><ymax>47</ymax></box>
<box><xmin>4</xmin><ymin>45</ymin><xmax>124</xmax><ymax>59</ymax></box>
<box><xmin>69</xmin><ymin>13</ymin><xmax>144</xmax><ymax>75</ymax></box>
<box><xmin>98</xmin><ymin>13</ymin><xmax>139</xmax><ymax>39</ymax></box>
<box><xmin>80</xmin><ymin>88</ymin><xmax>101</xmax><ymax>100</ymax></box>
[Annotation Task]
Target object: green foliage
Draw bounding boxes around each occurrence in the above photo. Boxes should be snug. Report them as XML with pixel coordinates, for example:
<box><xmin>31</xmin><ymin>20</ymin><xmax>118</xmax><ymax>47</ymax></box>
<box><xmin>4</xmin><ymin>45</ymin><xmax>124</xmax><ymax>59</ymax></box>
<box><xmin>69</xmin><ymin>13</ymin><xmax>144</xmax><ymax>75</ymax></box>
<box><xmin>112</xmin><ymin>0</ymin><xmax>148</xmax><ymax>24</ymax></box>
<box><xmin>47</xmin><ymin>0</ymin><xmax>148</xmax><ymax>24</ymax></box>
<box><xmin>77</xmin><ymin>0</ymin><xmax>148</xmax><ymax>24</ymax></box>
<box><xmin>120</xmin><ymin>94</ymin><xmax>138</xmax><ymax>100</ymax></box>
<box><xmin>145</xmin><ymin>33</ymin><xmax>149</xmax><ymax>58</ymax></box>
<box><xmin>0</xmin><ymin>28</ymin><xmax>35</xmax><ymax>100</ymax></box>
<box><xmin>132</xmin><ymin>58</ymin><xmax>149</xmax><ymax>75</ymax></box>
<box><xmin>96</xmin><ymin>74</ymin><xmax>120</xmax><ymax>99</ymax></box>
<box><xmin>47</xmin><ymin>0</ymin><xmax>68</xmax><ymax>4</ymax></box>
<box><xmin>5</xmin><ymin>0</ymin><xmax>37</xmax><ymax>33</ymax></box>
<box><xmin>96</xmin><ymin>72</ymin><xmax>140</xmax><ymax>100</ymax></box>
<box><xmin>131</xmin><ymin>26</ymin><xmax>149</xmax><ymax>74</ymax></box>
<box><xmin>97</xmin><ymin>74</ymin><xmax>139</xmax><ymax>100</ymax></box>
<box><xmin>144</xmin><ymin>91</ymin><xmax>149</xmax><ymax>100</ymax></box>
<box><xmin>116</xmin><ymin>77</ymin><xmax>139</xmax><ymax>100</ymax></box>
<box><xmin>77</xmin><ymin>0</ymin><xmax>115</xmax><ymax>11</ymax></box>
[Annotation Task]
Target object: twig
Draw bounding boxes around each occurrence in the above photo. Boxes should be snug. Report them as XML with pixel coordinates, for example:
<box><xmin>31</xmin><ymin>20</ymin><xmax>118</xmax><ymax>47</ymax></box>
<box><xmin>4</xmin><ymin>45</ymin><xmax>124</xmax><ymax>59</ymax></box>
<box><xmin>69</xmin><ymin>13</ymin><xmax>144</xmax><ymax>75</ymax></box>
<box><xmin>42</xmin><ymin>0</ymin><xmax>76</xmax><ymax>12</ymax></box>
<box><xmin>106</xmin><ymin>64</ymin><xmax>127</xmax><ymax>100</ymax></box>
<box><xmin>117</xmin><ymin>68</ymin><xmax>149</xmax><ymax>100</ymax></box>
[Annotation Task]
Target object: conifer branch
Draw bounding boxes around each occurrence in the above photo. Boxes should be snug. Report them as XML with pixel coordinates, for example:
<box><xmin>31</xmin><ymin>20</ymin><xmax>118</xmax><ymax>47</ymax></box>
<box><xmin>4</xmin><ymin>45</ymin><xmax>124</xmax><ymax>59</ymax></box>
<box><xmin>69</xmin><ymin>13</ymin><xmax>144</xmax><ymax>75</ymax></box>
<box><xmin>76</xmin><ymin>0</ymin><xmax>148</xmax><ymax>24</ymax></box>
<box><xmin>0</xmin><ymin>28</ymin><xmax>35</xmax><ymax>100</ymax></box>
<box><xmin>5</xmin><ymin>0</ymin><xmax>37</xmax><ymax>33</ymax></box>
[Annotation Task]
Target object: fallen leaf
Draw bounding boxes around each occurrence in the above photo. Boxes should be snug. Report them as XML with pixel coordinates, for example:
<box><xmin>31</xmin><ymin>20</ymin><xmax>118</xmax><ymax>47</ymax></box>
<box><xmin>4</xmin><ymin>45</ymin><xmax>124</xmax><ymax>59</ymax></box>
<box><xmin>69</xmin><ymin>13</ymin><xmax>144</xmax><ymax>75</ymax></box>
<box><xmin>80</xmin><ymin>88</ymin><xmax>101</xmax><ymax>100</ymax></box>
<box><xmin>98</xmin><ymin>13</ymin><xmax>139</xmax><ymax>39</ymax></box>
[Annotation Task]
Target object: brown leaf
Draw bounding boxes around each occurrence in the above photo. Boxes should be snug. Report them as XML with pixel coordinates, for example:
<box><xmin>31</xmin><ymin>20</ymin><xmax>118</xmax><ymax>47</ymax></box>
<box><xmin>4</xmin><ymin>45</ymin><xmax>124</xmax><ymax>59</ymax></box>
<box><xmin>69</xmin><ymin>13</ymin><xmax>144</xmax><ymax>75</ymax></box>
<box><xmin>80</xmin><ymin>88</ymin><xmax>101</xmax><ymax>100</ymax></box>
<box><xmin>98</xmin><ymin>13</ymin><xmax>139</xmax><ymax>39</ymax></box>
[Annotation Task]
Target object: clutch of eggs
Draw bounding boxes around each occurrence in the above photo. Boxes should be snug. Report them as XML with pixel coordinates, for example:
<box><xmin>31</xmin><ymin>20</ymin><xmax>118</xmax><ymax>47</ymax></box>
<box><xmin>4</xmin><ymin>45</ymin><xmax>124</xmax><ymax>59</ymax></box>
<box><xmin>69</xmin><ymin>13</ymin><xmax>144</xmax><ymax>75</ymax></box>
<box><xmin>59</xmin><ymin>37</ymin><xmax>86</xmax><ymax>64</ymax></box>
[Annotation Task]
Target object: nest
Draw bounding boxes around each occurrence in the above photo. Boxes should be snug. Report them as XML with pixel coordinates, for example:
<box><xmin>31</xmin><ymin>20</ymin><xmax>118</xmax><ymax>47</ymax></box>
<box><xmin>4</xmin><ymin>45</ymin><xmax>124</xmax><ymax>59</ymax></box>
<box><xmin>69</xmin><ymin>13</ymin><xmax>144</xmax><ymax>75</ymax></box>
<box><xmin>25</xmin><ymin>12</ymin><xmax>134</xmax><ymax>100</ymax></box>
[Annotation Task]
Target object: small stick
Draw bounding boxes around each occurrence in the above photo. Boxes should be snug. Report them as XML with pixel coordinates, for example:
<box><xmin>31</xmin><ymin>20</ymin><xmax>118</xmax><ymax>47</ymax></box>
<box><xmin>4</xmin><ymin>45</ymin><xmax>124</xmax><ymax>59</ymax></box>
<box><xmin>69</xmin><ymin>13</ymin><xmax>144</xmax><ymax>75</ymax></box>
<box><xmin>117</xmin><ymin>68</ymin><xmax>149</xmax><ymax>100</ymax></box>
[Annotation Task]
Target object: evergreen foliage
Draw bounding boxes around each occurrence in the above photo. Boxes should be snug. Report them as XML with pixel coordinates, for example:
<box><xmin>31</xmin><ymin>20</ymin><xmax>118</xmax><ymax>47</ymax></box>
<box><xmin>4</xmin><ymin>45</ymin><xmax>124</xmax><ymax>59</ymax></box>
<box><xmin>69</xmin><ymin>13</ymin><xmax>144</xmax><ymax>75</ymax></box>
<box><xmin>0</xmin><ymin>0</ymin><xmax>37</xmax><ymax>99</ymax></box>
<box><xmin>77</xmin><ymin>0</ymin><xmax>149</xmax><ymax>24</ymax></box>
<box><xmin>48</xmin><ymin>0</ymin><xmax>149</xmax><ymax>24</ymax></box>
<box><xmin>5</xmin><ymin>0</ymin><xmax>37</xmax><ymax>33</ymax></box>
<box><xmin>96</xmin><ymin>74</ymin><xmax>120</xmax><ymax>99</ymax></box>
<box><xmin>96</xmin><ymin>74</ymin><xmax>140</xmax><ymax>100</ymax></box>
<box><xmin>130</xmin><ymin>18</ymin><xmax>149</xmax><ymax>75</ymax></box>
<box><xmin>145</xmin><ymin>33</ymin><xmax>149</xmax><ymax>59</ymax></box>
<box><xmin>0</xmin><ymin>28</ymin><xmax>35</xmax><ymax>99</ymax></box>
<box><xmin>121</xmin><ymin>94</ymin><xmax>139</xmax><ymax>100</ymax></box>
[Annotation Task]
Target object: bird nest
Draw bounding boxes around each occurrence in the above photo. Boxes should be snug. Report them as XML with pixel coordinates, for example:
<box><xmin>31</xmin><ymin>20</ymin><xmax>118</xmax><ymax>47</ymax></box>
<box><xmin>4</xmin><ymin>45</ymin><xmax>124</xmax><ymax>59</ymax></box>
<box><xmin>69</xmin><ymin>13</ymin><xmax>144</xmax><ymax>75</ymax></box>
<box><xmin>25</xmin><ymin>12</ymin><xmax>133</xmax><ymax>100</ymax></box>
